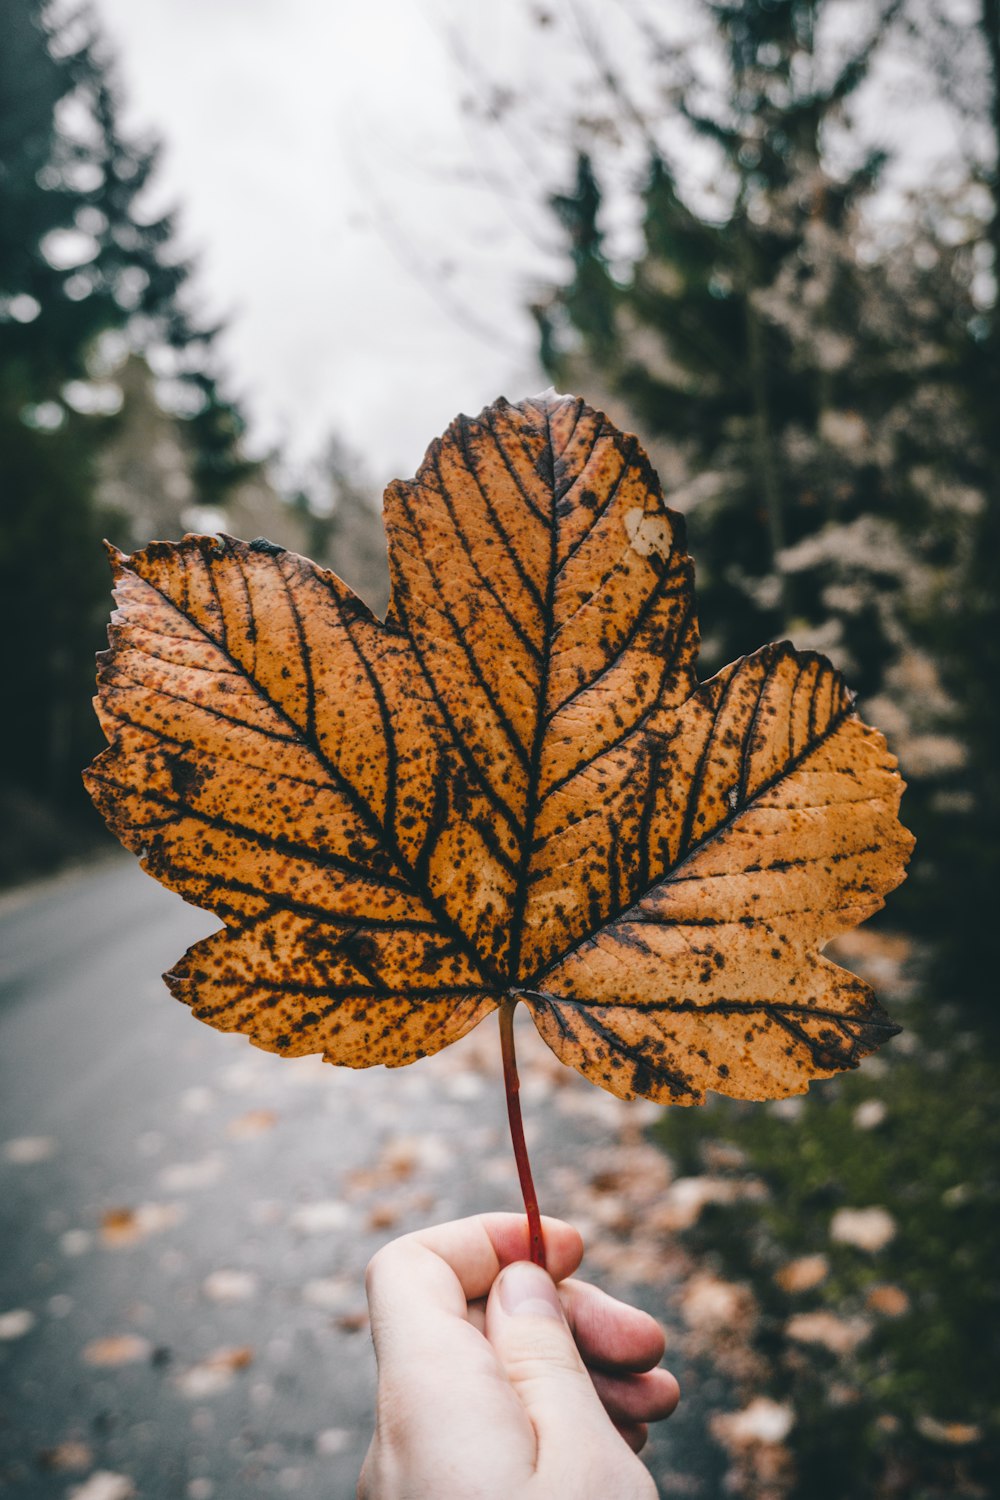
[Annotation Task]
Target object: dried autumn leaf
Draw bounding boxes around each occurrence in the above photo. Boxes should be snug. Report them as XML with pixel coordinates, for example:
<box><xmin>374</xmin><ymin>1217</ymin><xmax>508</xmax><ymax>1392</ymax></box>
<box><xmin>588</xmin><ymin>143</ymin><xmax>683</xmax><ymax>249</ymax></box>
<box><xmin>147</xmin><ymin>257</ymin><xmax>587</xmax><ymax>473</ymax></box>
<box><xmin>174</xmin><ymin>1345</ymin><xmax>253</xmax><ymax>1399</ymax></box>
<box><xmin>85</xmin><ymin>392</ymin><xmax>911</xmax><ymax>1128</ymax></box>
<box><xmin>99</xmin><ymin>1202</ymin><xmax>185</xmax><ymax>1247</ymax></box>
<box><xmin>81</xmin><ymin>1334</ymin><xmax>153</xmax><ymax>1367</ymax></box>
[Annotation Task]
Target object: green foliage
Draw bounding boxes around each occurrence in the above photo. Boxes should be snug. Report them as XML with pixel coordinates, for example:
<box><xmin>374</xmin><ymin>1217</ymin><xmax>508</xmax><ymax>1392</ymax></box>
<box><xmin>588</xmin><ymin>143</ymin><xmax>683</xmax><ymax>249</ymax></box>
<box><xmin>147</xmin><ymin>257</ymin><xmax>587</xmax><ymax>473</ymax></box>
<box><xmin>547</xmin><ymin>153</ymin><xmax>616</xmax><ymax>362</ymax></box>
<box><xmin>2</xmin><ymin>4</ymin><xmax>177</xmax><ymax>398</ymax></box>
<box><xmin>0</xmin><ymin>410</ymin><xmax>108</xmax><ymax>801</ymax></box>
<box><xmin>918</xmin><ymin>0</ymin><xmax>1000</xmax><ymax>1011</ymax></box>
<box><xmin>662</xmin><ymin>975</ymin><xmax>1000</xmax><ymax>1498</ymax></box>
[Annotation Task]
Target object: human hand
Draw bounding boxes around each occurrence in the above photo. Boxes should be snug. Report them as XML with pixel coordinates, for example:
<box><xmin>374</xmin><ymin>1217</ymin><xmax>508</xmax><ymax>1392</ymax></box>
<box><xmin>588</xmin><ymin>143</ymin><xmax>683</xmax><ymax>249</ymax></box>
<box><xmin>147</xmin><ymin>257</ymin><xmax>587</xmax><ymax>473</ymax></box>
<box><xmin>358</xmin><ymin>1213</ymin><xmax>679</xmax><ymax>1500</ymax></box>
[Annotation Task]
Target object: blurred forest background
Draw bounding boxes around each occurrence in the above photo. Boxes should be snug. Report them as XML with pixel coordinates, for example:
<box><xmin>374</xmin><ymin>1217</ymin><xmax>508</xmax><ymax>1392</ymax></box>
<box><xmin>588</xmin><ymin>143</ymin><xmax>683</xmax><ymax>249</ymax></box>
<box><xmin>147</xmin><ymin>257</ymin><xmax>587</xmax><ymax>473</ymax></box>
<box><xmin>1</xmin><ymin>0</ymin><xmax>998</xmax><ymax>1495</ymax></box>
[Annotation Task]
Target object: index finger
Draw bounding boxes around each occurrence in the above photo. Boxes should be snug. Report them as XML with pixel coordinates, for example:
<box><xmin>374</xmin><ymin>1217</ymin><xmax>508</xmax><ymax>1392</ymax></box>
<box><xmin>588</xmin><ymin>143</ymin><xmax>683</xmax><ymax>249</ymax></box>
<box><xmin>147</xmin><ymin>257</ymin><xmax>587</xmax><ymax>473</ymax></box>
<box><xmin>365</xmin><ymin>1212</ymin><xmax>587</xmax><ymax>1422</ymax></box>
<box><xmin>368</xmin><ymin>1213</ymin><xmax>584</xmax><ymax>1315</ymax></box>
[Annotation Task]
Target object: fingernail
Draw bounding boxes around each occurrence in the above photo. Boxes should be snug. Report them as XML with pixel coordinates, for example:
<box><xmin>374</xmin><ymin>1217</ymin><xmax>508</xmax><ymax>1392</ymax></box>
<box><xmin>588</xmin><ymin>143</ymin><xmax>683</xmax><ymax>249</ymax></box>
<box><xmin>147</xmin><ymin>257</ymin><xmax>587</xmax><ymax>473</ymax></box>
<box><xmin>498</xmin><ymin>1261</ymin><xmax>563</xmax><ymax>1320</ymax></box>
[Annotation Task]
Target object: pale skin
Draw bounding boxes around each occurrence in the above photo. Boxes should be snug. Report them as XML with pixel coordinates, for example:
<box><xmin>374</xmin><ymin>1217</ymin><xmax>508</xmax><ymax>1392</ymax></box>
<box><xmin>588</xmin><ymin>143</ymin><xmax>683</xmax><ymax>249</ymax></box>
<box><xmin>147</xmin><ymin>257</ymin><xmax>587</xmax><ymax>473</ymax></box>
<box><xmin>358</xmin><ymin>1213</ymin><xmax>680</xmax><ymax>1500</ymax></box>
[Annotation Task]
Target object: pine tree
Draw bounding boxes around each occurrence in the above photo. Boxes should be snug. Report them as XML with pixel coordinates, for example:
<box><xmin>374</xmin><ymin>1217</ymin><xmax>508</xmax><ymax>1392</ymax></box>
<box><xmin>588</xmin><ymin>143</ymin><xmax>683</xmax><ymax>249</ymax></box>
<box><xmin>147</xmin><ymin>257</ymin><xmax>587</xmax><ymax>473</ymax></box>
<box><xmin>916</xmin><ymin>0</ymin><xmax>1000</xmax><ymax>1010</ymax></box>
<box><xmin>0</xmin><ymin>0</ymin><xmax>248</xmax><ymax>874</ymax></box>
<box><xmin>539</xmin><ymin>3</ymin><xmax>924</xmax><ymax>674</ymax></box>
<box><xmin>536</xmin><ymin>0</ymin><xmax>996</xmax><ymax>1000</ymax></box>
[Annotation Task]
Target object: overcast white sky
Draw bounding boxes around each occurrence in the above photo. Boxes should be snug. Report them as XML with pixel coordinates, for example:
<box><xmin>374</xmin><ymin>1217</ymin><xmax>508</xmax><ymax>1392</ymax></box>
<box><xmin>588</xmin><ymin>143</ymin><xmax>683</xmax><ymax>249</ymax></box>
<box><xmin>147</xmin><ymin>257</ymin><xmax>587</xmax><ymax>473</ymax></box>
<box><xmin>91</xmin><ymin>0</ymin><xmax>589</xmax><ymax>483</ymax></box>
<box><xmin>90</xmin><ymin>0</ymin><xmax>981</xmax><ymax>486</ymax></box>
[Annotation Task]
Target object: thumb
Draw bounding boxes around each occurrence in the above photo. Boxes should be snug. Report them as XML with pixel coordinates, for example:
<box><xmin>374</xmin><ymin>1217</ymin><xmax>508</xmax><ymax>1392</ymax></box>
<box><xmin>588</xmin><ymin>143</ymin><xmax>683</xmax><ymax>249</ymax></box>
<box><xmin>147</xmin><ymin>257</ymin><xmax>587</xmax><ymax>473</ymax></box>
<box><xmin>485</xmin><ymin>1260</ymin><xmax>613</xmax><ymax>1452</ymax></box>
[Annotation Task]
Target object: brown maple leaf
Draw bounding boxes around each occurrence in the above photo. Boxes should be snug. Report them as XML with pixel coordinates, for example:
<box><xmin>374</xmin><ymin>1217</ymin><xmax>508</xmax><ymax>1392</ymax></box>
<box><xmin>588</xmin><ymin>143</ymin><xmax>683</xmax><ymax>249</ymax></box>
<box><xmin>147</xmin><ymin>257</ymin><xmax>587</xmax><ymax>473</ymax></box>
<box><xmin>85</xmin><ymin>393</ymin><xmax>912</xmax><ymax>1259</ymax></box>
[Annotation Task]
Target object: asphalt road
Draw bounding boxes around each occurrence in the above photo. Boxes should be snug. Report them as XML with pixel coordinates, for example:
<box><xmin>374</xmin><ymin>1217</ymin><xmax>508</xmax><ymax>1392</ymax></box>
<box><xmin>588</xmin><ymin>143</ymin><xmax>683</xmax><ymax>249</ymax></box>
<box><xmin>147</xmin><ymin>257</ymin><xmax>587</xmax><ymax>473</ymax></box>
<box><xmin>0</xmin><ymin>857</ymin><xmax>712</xmax><ymax>1500</ymax></box>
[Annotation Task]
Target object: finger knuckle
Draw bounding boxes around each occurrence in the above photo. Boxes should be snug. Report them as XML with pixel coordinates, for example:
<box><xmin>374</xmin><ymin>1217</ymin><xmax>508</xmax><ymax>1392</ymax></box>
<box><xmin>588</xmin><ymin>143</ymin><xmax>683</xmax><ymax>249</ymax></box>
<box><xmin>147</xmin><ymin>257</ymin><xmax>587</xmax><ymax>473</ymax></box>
<box><xmin>504</xmin><ymin>1333</ymin><xmax>586</xmax><ymax>1382</ymax></box>
<box><xmin>364</xmin><ymin>1242</ymin><xmax>402</xmax><ymax>1300</ymax></box>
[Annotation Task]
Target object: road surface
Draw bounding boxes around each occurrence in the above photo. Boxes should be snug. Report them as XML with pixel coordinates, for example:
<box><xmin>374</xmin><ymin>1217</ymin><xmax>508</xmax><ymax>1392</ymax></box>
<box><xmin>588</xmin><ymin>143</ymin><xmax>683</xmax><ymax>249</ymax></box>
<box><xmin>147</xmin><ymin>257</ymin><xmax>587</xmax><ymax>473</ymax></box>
<box><xmin>0</xmin><ymin>857</ymin><xmax>713</xmax><ymax>1499</ymax></box>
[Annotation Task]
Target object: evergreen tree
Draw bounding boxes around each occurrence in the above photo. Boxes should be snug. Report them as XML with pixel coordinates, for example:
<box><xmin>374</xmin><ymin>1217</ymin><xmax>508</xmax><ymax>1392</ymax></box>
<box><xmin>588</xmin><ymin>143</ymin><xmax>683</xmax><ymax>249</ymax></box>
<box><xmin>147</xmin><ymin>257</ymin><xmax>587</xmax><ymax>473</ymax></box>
<box><xmin>539</xmin><ymin>2</ymin><xmax>922</xmax><ymax>678</ymax></box>
<box><xmin>918</xmin><ymin>0</ymin><xmax>1000</xmax><ymax>1010</ymax></box>
<box><xmin>536</xmin><ymin>0</ymin><xmax>997</xmax><ymax>1002</ymax></box>
<box><xmin>292</xmin><ymin>435</ymin><xmax>390</xmax><ymax>615</ymax></box>
<box><xmin>0</xmin><ymin>0</ymin><xmax>248</xmax><ymax>874</ymax></box>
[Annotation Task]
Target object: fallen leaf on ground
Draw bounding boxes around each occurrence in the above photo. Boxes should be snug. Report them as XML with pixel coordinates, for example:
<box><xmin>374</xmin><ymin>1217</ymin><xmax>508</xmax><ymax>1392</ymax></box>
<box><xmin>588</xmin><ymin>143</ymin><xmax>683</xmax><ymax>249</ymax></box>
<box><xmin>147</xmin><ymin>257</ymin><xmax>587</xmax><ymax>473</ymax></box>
<box><xmin>680</xmin><ymin>1273</ymin><xmax>756</xmax><ymax>1334</ymax></box>
<box><xmin>202</xmin><ymin>1269</ymin><xmax>259</xmax><ymax>1303</ymax></box>
<box><xmin>826</xmin><ymin>930</ymin><xmax>911</xmax><ymax>962</ymax></box>
<box><xmin>768</xmin><ymin>1097</ymin><xmax>805</xmax><ymax>1121</ymax></box>
<box><xmin>61</xmin><ymin>1229</ymin><xmax>93</xmax><ymax>1256</ymax></box>
<box><xmin>226</xmin><ymin>1109</ymin><xmax>278</xmax><ymax>1140</ymax></box>
<box><xmin>217</xmin><ymin>1060</ymin><xmax>265</xmax><ymax>1093</ymax></box>
<box><xmin>652</xmin><ymin>1174</ymin><xmax>768</xmax><ymax>1231</ymax></box>
<box><xmin>158</xmin><ymin>1155</ymin><xmax>225</xmax><ymax>1192</ymax></box>
<box><xmin>713</xmin><ymin>1397</ymin><xmax>795</xmax><ymax>1446</ymax></box>
<box><xmin>826</xmin><ymin>1382</ymin><xmax>862</xmax><ymax>1407</ymax></box>
<box><xmin>82</xmin><ymin>1334</ymin><xmax>152</xmax><ymax>1367</ymax></box>
<box><xmin>174</xmin><ymin>1346</ymin><xmax>254</xmax><ymax>1399</ymax></box>
<box><xmin>180</xmin><ymin>1087</ymin><xmax>214</xmax><ymax>1114</ymax></box>
<box><xmin>710</xmin><ymin>1402</ymin><xmax>796</xmax><ymax>1500</ymax></box>
<box><xmin>587</xmin><ymin>1140</ymin><xmax>673</xmax><ymax>1207</ymax></box>
<box><xmin>100</xmin><ymin>1203</ymin><xmax>185</xmax><ymax>1247</ymax></box>
<box><xmin>700</xmin><ymin>1140</ymin><xmax>749</xmax><ymax>1171</ymax></box>
<box><xmin>68</xmin><ymin>1474</ymin><xmax>135</xmax><ymax>1500</ymax></box>
<box><xmin>774</xmin><ymin>1255</ymin><xmax>829</xmax><ymax>1293</ymax></box>
<box><xmin>315</xmin><ymin>1429</ymin><xmax>353</xmax><ymax>1456</ymax></box>
<box><xmin>443</xmin><ymin>1071</ymin><xmax>487</xmax><ymax>1101</ymax></box>
<box><xmin>651</xmin><ymin>1474</ymin><xmax>705</xmax><ymax>1498</ymax></box>
<box><xmin>38</xmin><ymin>1441</ymin><xmax>93</xmax><ymax>1472</ymax></box>
<box><xmin>289</xmin><ymin>1200</ymin><xmax>352</xmax><ymax>1234</ymax></box>
<box><xmin>785</xmin><ymin>1311</ymin><xmax>872</xmax><ymax>1355</ymax></box>
<box><xmin>853</xmin><ymin>1099</ymin><xmax>887</xmax><ymax>1129</ymax></box>
<box><xmin>366</xmin><ymin>1203</ymin><xmax>403</xmax><ymax>1231</ymax></box>
<box><xmin>825</xmin><ymin>930</ymin><xmax>911</xmax><ymax>989</ymax></box>
<box><xmin>80</xmin><ymin>1338</ymin><xmax>151</xmax><ymax>1374</ymax></box>
<box><xmin>866</xmin><ymin>1283</ymin><xmax>910</xmax><ymax>1316</ymax></box>
<box><xmin>346</xmin><ymin>1135</ymin><xmax>453</xmax><ymax>1200</ymax></box>
<box><xmin>302</xmin><ymin>1277</ymin><xmax>352</xmax><ymax>1311</ymax></box>
<box><xmin>830</xmin><ymin>1206</ymin><xmax>896</xmax><ymax>1251</ymax></box>
<box><xmin>0</xmin><ymin>1308</ymin><xmax>35</xmax><ymax>1340</ymax></box>
<box><xmin>3</xmin><ymin>1136</ymin><xmax>56</xmax><ymax>1163</ymax></box>
<box><xmin>587</xmin><ymin>1235</ymin><xmax>677</xmax><ymax>1286</ymax></box>
<box><xmin>915</xmin><ymin>1415</ymin><xmax>982</xmax><ymax>1445</ymax></box>
<box><xmin>334</xmin><ymin>1311</ymin><xmax>370</xmax><ymax>1334</ymax></box>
